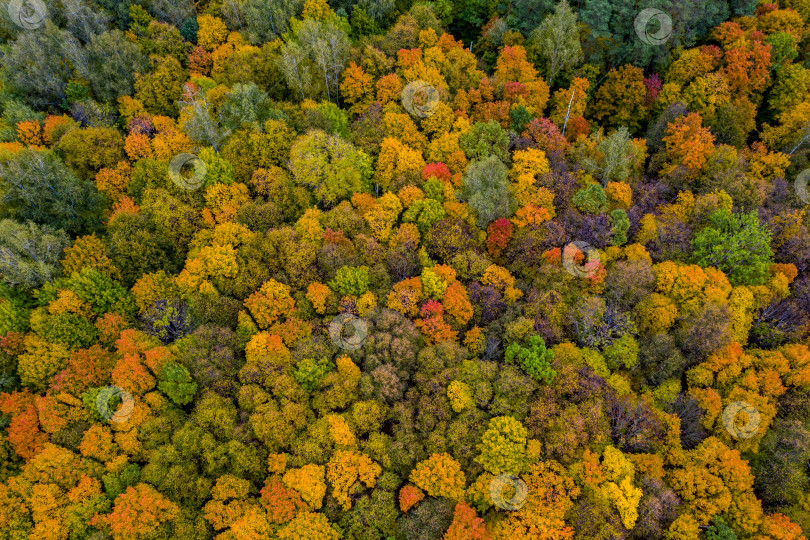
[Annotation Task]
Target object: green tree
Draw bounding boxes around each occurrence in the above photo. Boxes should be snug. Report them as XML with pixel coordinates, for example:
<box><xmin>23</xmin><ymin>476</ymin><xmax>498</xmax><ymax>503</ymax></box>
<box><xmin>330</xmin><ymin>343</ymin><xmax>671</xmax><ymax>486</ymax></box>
<box><xmin>402</xmin><ymin>199</ymin><xmax>446</xmax><ymax>233</ymax></box>
<box><xmin>85</xmin><ymin>29</ymin><xmax>148</xmax><ymax>102</ymax></box>
<box><xmin>0</xmin><ymin>149</ymin><xmax>105</xmax><ymax>235</ymax></box>
<box><xmin>504</xmin><ymin>334</ymin><xmax>556</xmax><ymax>384</ymax></box>
<box><xmin>222</xmin><ymin>121</ymin><xmax>295</xmax><ymax>182</ymax></box>
<box><xmin>609</xmin><ymin>209</ymin><xmax>630</xmax><ymax>246</ymax></box>
<box><xmin>148</xmin><ymin>0</ymin><xmax>195</xmax><ymax>28</ymax></box>
<box><xmin>218</xmin><ymin>83</ymin><xmax>275</xmax><ymax>133</ymax></box>
<box><xmin>31</xmin><ymin>310</ymin><xmax>98</xmax><ymax>349</ymax></box>
<box><xmin>305</xmin><ymin>101</ymin><xmax>350</xmax><ymax>138</ymax></box>
<box><xmin>750</xmin><ymin>418</ymin><xmax>810</xmax><ymax>509</ymax></box>
<box><xmin>572</xmin><ymin>183</ymin><xmax>608</xmax><ymax>214</ymax></box>
<box><xmin>354</xmin><ymin>0</ymin><xmax>396</xmax><ymax>27</ymax></box>
<box><xmin>106</xmin><ymin>212</ymin><xmax>177</xmax><ymax>286</ymax></box>
<box><xmin>103</xmin><ymin>463</ymin><xmax>142</xmax><ymax>501</ymax></box>
<box><xmin>705</xmin><ymin>515</ymin><xmax>738</xmax><ymax>540</ymax></box>
<box><xmin>530</xmin><ymin>0</ymin><xmax>583</xmax><ymax>85</ymax></box>
<box><xmin>339</xmin><ymin>489</ymin><xmax>399</xmax><ymax>540</ymax></box>
<box><xmin>459</xmin><ymin>120</ymin><xmax>510</xmax><ymax>163</ymax></box>
<box><xmin>138</xmin><ymin>19</ymin><xmax>190</xmax><ymax>62</ymax></box>
<box><xmin>48</xmin><ymin>0</ymin><xmax>111</xmax><ymax>43</ymax></box>
<box><xmin>158</xmin><ymin>361</ymin><xmax>198</xmax><ymax>405</ymax></box>
<box><xmin>690</xmin><ymin>209</ymin><xmax>773</xmax><ymax>286</ymax></box>
<box><xmin>288</xmin><ymin>130</ymin><xmax>372</xmax><ymax>207</ymax></box>
<box><xmin>602</xmin><ymin>334</ymin><xmax>639</xmax><ymax>370</ymax></box>
<box><xmin>577</xmin><ymin>0</ymin><xmax>733</xmax><ymax>71</ymax></box>
<box><xmin>0</xmin><ymin>283</ymin><xmax>30</xmax><ymax>335</ymax></box>
<box><xmin>328</xmin><ymin>265</ymin><xmax>370</xmax><ymax>296</ymax></box>
<box><xmin>459</xmin><ymin>155</ymin><xmax>515</xmax><ymax>229</ymax></box>
<box><xmin>510</xmin><ymin>105</ymin><xmax>532</xmax><ymax>134</ymax></box>
<box><xmin>294</xmin><ymin>358</ymin><xmax>334</xmax><ymax>392</ymax></box>
<box><xmin>276</xmin><ymin>41</ymin><xmax>312</xmax><ymax>102</ymax></box>
<box><xmin>62</xmin><ymin>267</ymin><xmax>136</xmax><ymax>317</ymax></box>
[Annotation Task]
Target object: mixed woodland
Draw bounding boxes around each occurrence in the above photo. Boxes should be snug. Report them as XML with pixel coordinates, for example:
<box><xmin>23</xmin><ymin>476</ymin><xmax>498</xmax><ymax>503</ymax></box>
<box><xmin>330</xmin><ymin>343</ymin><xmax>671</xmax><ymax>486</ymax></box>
<box><xmin>1</xmin><ymin>0</ymin><xmax>810</xmax><ymax>538</ymax></box>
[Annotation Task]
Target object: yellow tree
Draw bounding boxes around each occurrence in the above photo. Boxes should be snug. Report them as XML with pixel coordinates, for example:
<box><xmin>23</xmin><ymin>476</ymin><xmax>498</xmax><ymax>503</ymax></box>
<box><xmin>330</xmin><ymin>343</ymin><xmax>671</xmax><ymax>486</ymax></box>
<box><xmin>591</xmin><ymin>65</ymin><xmax>648</xmax><ymax>131</ymax></box>
<box><xmin>409</xmin><ymin>453</ymin><xmax>466</xmax><ymax>500</ymax></box>
<box><xmin>550</xmin><ymin>77</ymin><xmax>590</xmax><ymax>128</ymax></box>
<box><xmin>375</xmin><ymin>138</ymin><xmax>426</xmax><ymax>192</ymax></box>
<box><xmin>487</xmin><ymin>460</ymin><xmax>579</xmax><ymax>540</ymax></box>
<box><xmin>282</xmin><ymin>464</ymin><xmax>327</xmax><ymax>511</ymax></box>
<box><xmin>326</xmin><ymin>450</ymin><xmax>382</xmax><ymax>510</ymax></box>
<box><xmin>666</xmin><ymin>437</ymin><xmax>763</xmax><ymax>534</ymax></box>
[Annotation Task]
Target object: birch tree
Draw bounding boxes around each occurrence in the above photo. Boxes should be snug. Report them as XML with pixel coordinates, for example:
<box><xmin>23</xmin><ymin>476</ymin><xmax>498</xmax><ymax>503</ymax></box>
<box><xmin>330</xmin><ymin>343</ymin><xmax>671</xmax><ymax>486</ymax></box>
<box><xmin>283</xmin><ymin>18</ymin><xmax>349</xmax><ymax>103</ymax></box>
<box><xmin>0</xmin><ymin>220</ymin><xmax>70</xmax><ymax>289</ymax></box>
<box><xmin>52</xmin><ymin>0</ymin><xmax>111</xmax><ymax>43</ymax></box>
<box><xmin>530</xmin><ymin>0</ymin><xmax>582</xmax><ymax>85</ymax></box>
<box><xmin>85</xmin><ymin>30</ymin><xmax>148</xmax><ymax>103</ymax></box>
<box><xmin>221</xmin><ymin>0</ymin><xmax>302</xmax><ymax>45</ymax></box>
<box><xmin>0</xmin><ymin>150</ymin><xmax>105</xmax><ymax>234</ymax></box>
<box><xmin>3</xmin><ymin>24</ymin><xmax>87</xmax><ymax>108</ymax></box>
<box><xmin>579</xmin><ymin>127</ymin><xmax>633</xmax><ymax>186</ymax></box>
<box><xmin>179</xmin><ymin>86</ymin><xmax>227</xmax><ymax>151</ymax></box>
<box><xmin>277</xmin><ymin>41</ymin><xmax>312</xmax><ymax>102</ymax></box>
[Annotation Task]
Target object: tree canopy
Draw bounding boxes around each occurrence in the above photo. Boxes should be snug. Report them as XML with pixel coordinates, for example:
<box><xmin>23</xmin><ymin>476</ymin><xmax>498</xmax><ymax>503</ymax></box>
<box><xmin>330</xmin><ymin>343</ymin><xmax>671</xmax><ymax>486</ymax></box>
<box><xmin>0</xmin><ymin>0</ymin><xmax>808</xmax><ymax>538</ymax></box>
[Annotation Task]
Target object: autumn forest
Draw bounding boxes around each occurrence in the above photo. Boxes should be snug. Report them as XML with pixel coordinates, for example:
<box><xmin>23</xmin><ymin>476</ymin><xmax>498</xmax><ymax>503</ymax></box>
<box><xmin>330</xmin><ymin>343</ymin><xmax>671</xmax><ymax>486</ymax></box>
<box><xmin>0</xmin><ymin>0</ymin><xmax>810</xmax><ymax>538</ymax></box>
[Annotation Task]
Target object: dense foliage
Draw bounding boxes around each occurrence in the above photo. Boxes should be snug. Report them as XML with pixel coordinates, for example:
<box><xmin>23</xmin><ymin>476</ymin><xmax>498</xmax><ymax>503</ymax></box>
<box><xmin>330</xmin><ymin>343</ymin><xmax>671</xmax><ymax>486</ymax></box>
<box><xmin>0</xmin><ymin>0</ymin><xmax>809</xmax><ymax>538</ymax></box>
